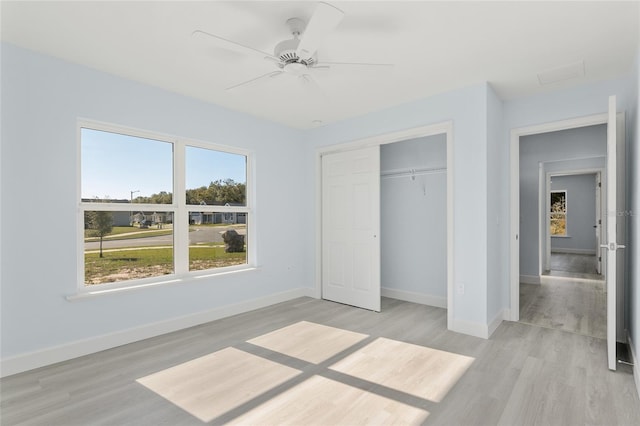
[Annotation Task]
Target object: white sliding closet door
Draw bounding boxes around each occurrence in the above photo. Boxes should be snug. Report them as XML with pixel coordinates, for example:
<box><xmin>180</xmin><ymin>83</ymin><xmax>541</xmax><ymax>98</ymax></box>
<box><xmin>322</xmin><ymin>146</ymin><xmax>381</xmax><ymax>312</ymax></box>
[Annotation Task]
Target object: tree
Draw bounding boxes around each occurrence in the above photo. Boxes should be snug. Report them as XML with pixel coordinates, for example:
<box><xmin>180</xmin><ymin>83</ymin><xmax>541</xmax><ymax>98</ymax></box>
<box><xmin>87</xmin><ymin>211</ymin><xmax>113</xmax><ymax>258</ymax></box>
<box><xmin>135</xmin><ymin>180</ymin><xmax>246</xmax><ymax>206</ymax></box>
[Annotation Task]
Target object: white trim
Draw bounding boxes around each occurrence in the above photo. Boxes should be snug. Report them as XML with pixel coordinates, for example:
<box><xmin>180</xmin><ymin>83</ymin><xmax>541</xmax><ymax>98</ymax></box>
<box><xmin>509</xmin><ymin>130</ymin><xmax>520</xmax><ymax>321</ymax></box>
<box><xmin>0</xmin><ymin>288</ymin><xmax>314</xmax><ymax>378</ymax></box>
<box><xmin>487</xmin><ymin>309</ymin><xmax>505</xmax><ymax>338</ymax></box>
<box><xmin>67</xmin><ymin>266</ymin><xmax>259</xmax><ymax>300</ymax></box>
<box><xmin>315</xmin><ymin>121</ymin><xmax>455</xmax><ymax>330</ymax></box>
<box><xmin>538</xmin><ymin>163</ymin><xmax>545</xmax><ymax>276</ymax></box>
<box><xmin>510</xmin><ymin>112</ymin><xmax>609</xmax><ymax>322</ymax></box>
<box><xmin>451</xmin><ymin>309</ymin><xmax>505</xmax><ymax>339</ymax></box>
<box><xmin>381</xmin><ymin>287</ymin><xmax>447</xmax><ymax>309</ymax></box>
<box><xmin>503</xmin><ymin>308</ymin><xmax>512</xmax><ymax>321</ymax></box>
<box><xmin>520</xmin><ymin>274</ymin><xmax>541</xmax><ymax>285</ymax></box>
<box><xmin>550</xmin><ymin>248</ymin><xmax>597</xmax><ymax>255</ymax></box>
<box><xmin>450</xmin><ymin>318</ymin><xmax>489</xmax><ymax>339</ymax></box>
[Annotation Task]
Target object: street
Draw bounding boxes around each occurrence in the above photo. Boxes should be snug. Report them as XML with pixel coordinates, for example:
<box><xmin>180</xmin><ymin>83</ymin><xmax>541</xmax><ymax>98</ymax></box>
<box><xmin>85</xmin><ymin>225</ymin><xmax>246</xmax><ymax>250</ymax></box>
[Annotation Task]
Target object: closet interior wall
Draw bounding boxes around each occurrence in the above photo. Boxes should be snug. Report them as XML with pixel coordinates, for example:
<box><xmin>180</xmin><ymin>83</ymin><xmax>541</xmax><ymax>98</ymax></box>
<box><xmin>380</xmin><ymin>134</ymin><xmax>447</xmax><ymax>306</ymax></box>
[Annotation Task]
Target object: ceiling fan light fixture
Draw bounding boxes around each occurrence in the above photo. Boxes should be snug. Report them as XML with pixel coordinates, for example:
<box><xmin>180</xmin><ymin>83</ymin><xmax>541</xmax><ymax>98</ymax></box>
<box><xmin>284</xmin><ymin>62</ymin><xmax>307</xmax><ymax>75</ymax></box>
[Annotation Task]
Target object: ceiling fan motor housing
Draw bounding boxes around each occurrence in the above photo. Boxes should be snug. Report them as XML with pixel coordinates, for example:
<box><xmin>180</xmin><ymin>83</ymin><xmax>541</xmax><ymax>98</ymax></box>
<box><xmin>274</xmin><ymin>18</ymin><xmax>315</xmax><ymax>66</ymax></box>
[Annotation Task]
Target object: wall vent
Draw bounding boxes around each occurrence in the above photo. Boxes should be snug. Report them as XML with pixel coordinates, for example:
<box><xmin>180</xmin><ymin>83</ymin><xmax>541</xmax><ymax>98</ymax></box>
<box><xmin>537</xmin><ymin>60</ymin><xmax>585</xmax><ymax>85</ymax></box>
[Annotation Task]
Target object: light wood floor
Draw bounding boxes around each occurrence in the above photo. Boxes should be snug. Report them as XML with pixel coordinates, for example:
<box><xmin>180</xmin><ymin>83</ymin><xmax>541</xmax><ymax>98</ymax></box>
<box><xmin>2</xmin><ymin>297</ymin><xmax>639</xmax><ymax>425</ymax></box>
<box><xmin>520</xmin><ymin>276</ymin><xmax>606</xmax><ymax>339</ymax></box>
<box><xmin>546</xmin><ymin>252</ymin><xmax>602</xmax><ymax>280</ymax></box>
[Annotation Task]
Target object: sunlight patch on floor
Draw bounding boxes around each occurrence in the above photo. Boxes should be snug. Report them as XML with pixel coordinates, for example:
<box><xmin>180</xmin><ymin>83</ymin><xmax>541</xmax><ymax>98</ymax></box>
<box><xmin>248</xmin><ymin>320</ymin><xmax>369</xmax><ymax>364</ymax></box>
<box><xmin>136</xmin><ymin>347</ymin><xmax>301</xmax><ymax>423</ymax></box>
<box><xmin>330</xmin><ymin>337</ymin><xmax>475</xmax><ymax>402</ymax></box>
<box><xmin>137</xmin><ymin>323</ymin><xmax>473</xmax><ymax>423</ymax></box>
<box><xmin>228</xmin><ymin>375</ymin><xmax>429</xmax><ymax>426</ymax></box>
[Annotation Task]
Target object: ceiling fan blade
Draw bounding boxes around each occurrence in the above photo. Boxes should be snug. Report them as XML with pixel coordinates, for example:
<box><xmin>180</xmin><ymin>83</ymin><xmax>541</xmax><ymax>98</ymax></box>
<box><xmin>296</xmin><ymin>2</ymin><xmax>344</xmax><ymax>59</ymax></box>
<box><xmin>299</xmin><ymin>74</ymin><xmax>327</xmax><ymax>98</ymax></box>
<box><xmin>192</xmin><ymin>30</ymin><xmax>279</xmax><ymax>62</ymax></box>
<box><xmin>307</xmin><ymin>65</ymin><xmax>331</xmax><ymax>75</ymax></box>
<box><xmin>226</xmin><ymin>71</ymin><xmax>283</xmax><ymax>91</ymax></box>
<box><xmin>315</xmin><ymin>61</ymin><xmax>394</xmax><ymax>69</ymax></box>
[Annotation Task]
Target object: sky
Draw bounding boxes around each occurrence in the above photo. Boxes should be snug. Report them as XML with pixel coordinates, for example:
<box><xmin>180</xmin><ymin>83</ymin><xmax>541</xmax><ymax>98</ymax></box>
<box><xmin>81</xmin><ymin>128</ymin><xmax>246</xmax><ymax>200</ymax></box>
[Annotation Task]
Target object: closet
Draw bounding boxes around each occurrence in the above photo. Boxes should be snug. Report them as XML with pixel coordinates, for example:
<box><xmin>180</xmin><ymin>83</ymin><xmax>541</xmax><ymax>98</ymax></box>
<box><xmin>380</xmin><ymin>134</ymin><xmax>447</xmax><ymax>306</ymax></box>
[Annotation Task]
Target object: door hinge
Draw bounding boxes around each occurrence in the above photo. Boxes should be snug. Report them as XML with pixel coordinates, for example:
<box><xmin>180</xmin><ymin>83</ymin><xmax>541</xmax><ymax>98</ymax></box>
<box><xmin>599</xmin><ymin>256</ymin><xmax>602</xmax><ymax>262</ymax></box>
<box><xmin>599</xmin><ymin>182</ymin><xmax>601</xmax><ymax>187</ymax></box>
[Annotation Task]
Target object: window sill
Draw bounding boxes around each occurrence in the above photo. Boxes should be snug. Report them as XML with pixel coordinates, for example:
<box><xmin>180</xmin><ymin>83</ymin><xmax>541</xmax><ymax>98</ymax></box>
<box><xmin>66</xmin><ymin>266</ymin><xmax>259</xmax><ymax>301</ymax></box>
<box><xmin>551</xmin><ymin>235</ymin><xmax>571</xmax><ymax>238</ymax></box>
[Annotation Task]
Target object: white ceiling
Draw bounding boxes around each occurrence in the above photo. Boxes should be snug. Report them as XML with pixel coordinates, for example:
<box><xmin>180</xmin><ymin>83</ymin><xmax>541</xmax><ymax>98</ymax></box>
<box><xmin>2</xmin><ymin>1</ymin><xmax>638</xmax><ymax>129</ymax></box>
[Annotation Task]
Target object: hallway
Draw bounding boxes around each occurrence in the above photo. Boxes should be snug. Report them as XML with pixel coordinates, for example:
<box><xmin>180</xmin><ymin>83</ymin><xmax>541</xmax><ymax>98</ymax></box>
<box><xmin>521</xmin><ymin>253</ymin><xmax>605</xmax><ymax>339</ymax></box>
<box><xmin>520</xmin><ymin>276</ymin><xmax>606</xmax><ymax>339</ymax></box>
<box><xmin>544</xmin><ymin>252</ymin><xmax>603</xmax><ymax>281</ymax></box>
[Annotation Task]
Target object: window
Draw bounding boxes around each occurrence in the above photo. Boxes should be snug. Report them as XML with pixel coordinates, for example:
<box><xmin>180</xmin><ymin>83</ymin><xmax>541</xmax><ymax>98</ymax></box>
<box><xmin>550</xmin><ymin>190</ymin><xmax>567</xmax><ymax>236</ymax></box>
<box><xmin>80</xmin><ymin>122</ymin><xmax>251</xmax><ymax>288</ymax></box>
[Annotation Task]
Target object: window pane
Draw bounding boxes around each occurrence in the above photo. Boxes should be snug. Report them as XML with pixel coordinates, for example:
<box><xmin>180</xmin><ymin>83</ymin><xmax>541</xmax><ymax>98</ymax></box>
<box><xmin>81</xmin><ymin>128</ymin><xmax>173</xmax><ymax>203</ymax></box>
<box><xmin>189</xmin><ymin>214</ymin><xmax>247</xmax><ymax>271</ymax></box>
<box><xmin>84</xmin><ymin>210</ymin><xmax>174</xmax><ymax>285</ymax></box>
<box><xmin>185</xmin><ymin>146</ymin><xmax>246</xmax><ymax>206</ymax></box>
<box><xmin>550</xmin><ymin>190</ymin><xmax>567</xmax><ymax>236</ymax></box>
<box><xmin>550</xmin><ymin>214</ymin><xmax>566</xmax><ymax>236</ymax></box>
<box><xmin>550</xmin><ymin>191</ymin><xmax>566</xmax><ymax>213</ymax></box>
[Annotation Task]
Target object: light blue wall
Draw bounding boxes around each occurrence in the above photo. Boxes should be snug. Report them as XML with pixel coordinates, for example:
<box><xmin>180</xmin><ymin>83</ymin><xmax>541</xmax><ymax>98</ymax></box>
<box><xmin>2</xmin><ymin>40</ymin><xmax>638</xmax><ymax>368</ymax></box>
<box><xmin>550</xmin><ymin>174</ymin><xmax>598</xmax><ymax>253</ymax></box>
<box><xmin>0</xmin><ymin>44</ymin><xmax>310</xmax><ymax>359</ymax></box>
<box><xmin>380</xmin><ymin>135</ymin><xmax>447</xmax><ymax>300</ymax></box>
<box><xmin>487</xmin><ymin>84</ymin><xmax>506</xmax><ymax>324</ymax></box>
<box><xmin>306</xmin><ymin>84</ymin><xmax>490</xmax><ymax>327</ymax></box>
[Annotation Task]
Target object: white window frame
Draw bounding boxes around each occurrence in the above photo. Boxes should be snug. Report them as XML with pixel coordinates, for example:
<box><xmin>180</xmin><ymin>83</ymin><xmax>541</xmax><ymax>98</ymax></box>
<box><xmin>76</xmin><ymin>119</ymin><xmax>254</xmax><ymax>293</ymax></box>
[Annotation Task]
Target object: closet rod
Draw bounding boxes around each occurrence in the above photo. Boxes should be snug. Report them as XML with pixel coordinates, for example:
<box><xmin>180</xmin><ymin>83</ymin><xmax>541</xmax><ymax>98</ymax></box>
<box><xmin>381</xmin><ymin>166</ymin><xmax>446</xmax><ymax>179</ymax></box>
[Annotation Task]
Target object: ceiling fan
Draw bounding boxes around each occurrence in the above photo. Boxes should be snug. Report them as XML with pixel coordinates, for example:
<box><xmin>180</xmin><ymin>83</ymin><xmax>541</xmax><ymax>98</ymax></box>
<box><xmin>192</xmin><ymin>2</ymin><xmax>393</xmax><ymax>92</ymax></box>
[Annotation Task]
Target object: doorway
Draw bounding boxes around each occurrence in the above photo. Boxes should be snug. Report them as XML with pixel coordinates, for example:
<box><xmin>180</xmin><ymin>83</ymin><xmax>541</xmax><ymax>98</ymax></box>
<box><xmin>544</xmin><ymin>171</ymin><xmax>604</xmax><ymax>280</ymax></box>
<box><xmin>515</xmin><ymin>124</ymin><xmax>607</xmax><ymax>339</ymax></box>
<box><xmin>509</xmin><ymin>104</ymin><xmax>626</xmax><ymax>369</ymax></box>
<box><xmin>380</xmin><ymin>134</ymin><xmax>447</xmax><ymax>308</ymax></box>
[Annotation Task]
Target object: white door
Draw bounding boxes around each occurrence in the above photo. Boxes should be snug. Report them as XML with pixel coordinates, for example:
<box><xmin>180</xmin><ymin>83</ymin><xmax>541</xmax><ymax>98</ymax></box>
<box><xmin>595</xmin><ymin>172</ymin><xmax>602</xmax><ymax>275</ymax></box>
<box><xmin>322</xmin><ymin>146</ymin><xmax>381</xmax><ymax>311</ymax></box>
<box><xmin>604</xmin><ymin>95</ymin><xmax>623</xmax><ymax>371</ymax></box>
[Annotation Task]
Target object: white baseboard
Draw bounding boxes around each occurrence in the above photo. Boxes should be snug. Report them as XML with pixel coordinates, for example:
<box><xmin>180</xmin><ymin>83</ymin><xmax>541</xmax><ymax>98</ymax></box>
<box><xmin>0</xmin><ymin>287</ymin><xmax>314</xmax><ymax>378</ymax></box>
<box><xmin>520</xmin><ymin>275</ymin><xmax>541</xmax><ymax>285</ymax></box>
<box><xmin>381</xmin><ymin>287</ymin><xmax>447</xmax><ymax>308</ymax></box>
<box><xmin>450</xmin><ymin>309</ymin><xmax>507</xmax><ymax>340</ymax></box>
<box><xmin>628</xmin><ymin>333</ymin><xmax>640</xmax><ymax>401</ymax></box>
<box><xmin>551</xmin><ymin>248</ymin><xmax>597</xmax><ymax>255</ymax></box>
<box><xmin>450</xmin><ymin>318</ymin><xmax>489</xmax><ymax>339</ymax></box>
<box><xmin>487</xmin><ymin>309</ymin><xmax>506</xmax><ymax>338</ymax></box>
<box><xmin>503</xmin><ymin>308</ymin><xmax>512</xmax><ymax>322</ymax></box>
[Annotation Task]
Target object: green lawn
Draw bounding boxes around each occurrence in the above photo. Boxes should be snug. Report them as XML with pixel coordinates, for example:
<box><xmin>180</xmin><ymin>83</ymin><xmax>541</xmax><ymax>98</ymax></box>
<box><xmin>85</xmin><ymin>246</ymin><xmax>246</xmax><ymax>285</ymax></box>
